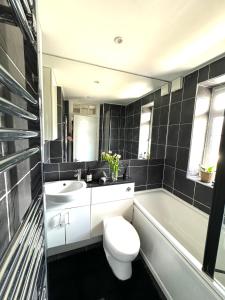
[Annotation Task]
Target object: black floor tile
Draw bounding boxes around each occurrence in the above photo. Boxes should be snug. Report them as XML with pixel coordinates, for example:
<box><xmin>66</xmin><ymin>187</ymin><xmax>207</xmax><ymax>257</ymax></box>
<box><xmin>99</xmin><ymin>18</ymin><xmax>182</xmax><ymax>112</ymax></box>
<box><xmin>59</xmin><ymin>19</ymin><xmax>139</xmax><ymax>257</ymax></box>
<box><xmin>48</xmin><ymin>245</ymin><xmax>163</xmax><ymax>300</ymax></box>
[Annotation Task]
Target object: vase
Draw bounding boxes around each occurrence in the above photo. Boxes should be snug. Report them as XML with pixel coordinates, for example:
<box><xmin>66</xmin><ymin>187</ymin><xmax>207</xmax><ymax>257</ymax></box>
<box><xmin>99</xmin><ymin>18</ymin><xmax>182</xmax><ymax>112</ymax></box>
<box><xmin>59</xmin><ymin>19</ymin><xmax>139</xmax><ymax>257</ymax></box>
<box><xmin>111</xmin><ymin>169</ymin><xmax>118</xmax><ymax>182</ymax></box>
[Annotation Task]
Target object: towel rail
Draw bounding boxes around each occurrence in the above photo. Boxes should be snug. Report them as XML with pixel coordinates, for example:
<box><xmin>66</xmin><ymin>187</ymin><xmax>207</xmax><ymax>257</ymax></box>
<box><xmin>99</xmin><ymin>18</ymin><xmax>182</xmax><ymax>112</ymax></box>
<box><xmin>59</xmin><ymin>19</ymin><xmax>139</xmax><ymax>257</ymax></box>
<box><xmin>0</xmin><ymin>197</ymin><xmax>45</xmax><ymax>300</ymax></box>
<box><xmin>0</xmin><ymin>128</ymin><xmax>39</xmax><ymax>140</ymax></box>
<box><xmin>0</xmin><ymin>96</ymin><xmax>38</xmax><ymax>120</ymax></box>
<box><xmin>0</xmin><ymin>64</ymin><xmax>37</xmax><ymax>104</ymax></box>
<box><xmin>8</xmin><ymin>0</ymin><xmax>35</xmax><ymax>44</ymax></box>
<box><xmin>0</xmin><ymin>147</ymin><xmax>40</xmax><ymax>173</ymax></box>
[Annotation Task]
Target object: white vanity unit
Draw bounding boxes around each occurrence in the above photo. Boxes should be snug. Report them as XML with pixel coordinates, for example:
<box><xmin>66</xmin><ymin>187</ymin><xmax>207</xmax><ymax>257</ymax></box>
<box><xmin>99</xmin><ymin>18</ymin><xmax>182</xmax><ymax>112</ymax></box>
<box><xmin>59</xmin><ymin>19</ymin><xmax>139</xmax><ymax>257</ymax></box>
<box><xmin>44</xmin><ymin>181</ymin><xmax>134</xmax><ymax>253</ymax></box>
<box><xmin>44</xmin><ymin>180</ymin><xmax>91</xmax><ymax>249</ymax></box>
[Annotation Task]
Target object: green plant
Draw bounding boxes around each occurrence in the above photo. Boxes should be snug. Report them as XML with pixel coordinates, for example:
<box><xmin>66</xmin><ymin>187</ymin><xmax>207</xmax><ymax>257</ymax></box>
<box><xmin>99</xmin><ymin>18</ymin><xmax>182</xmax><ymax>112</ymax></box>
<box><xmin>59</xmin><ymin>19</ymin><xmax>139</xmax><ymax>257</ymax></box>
<box><xmin>200</xmin><ymin>165</ymin><xmax>214</xmax><ymax>173</ymax></box>
<box><xmin>101</xmin><ymin>151</ymin><xmax>121</xmax><ymax>179</ymax></box>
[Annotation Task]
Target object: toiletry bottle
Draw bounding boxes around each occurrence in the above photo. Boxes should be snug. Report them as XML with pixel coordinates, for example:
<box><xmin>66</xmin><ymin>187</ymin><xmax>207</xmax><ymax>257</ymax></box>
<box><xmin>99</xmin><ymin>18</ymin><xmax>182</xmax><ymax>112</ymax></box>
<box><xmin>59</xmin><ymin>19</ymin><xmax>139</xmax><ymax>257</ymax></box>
<box><xmin>86</xmin><ymin>168</ymin><xmax>92</xmax><ymax>182</ymax></box>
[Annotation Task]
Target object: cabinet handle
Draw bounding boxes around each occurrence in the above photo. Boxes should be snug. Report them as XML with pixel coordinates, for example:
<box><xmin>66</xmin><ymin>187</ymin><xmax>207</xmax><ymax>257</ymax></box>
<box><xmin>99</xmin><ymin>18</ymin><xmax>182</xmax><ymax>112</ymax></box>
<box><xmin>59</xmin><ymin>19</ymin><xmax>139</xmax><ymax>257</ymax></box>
<box><xmin>59</xmin><ymin>213</ymin><xmax>63</xmax><ymax>227</ymax></box>
<box><xmin>126</xmin><ymin>187</ymin><xmax>131</xmax><ymax>192</ymax></box>
<box><xmin>65</xmin><ymin>211</ymin><xmax>70</xmax><ymax>225</ymax></box>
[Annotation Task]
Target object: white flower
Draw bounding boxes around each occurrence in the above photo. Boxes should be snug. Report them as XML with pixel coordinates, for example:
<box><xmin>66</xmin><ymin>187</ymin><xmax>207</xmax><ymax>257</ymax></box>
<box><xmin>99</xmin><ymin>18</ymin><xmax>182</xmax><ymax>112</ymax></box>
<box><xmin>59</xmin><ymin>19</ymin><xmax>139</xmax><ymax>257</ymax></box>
<box><xmin>117</xmin><ymin>154</ymin><xmax>121</xmax><ymax>159</ymax></box>
<box><xmin>108</xmin><ymin>150</ymin><xmax>112</xmax><ymax>154</ymax></box>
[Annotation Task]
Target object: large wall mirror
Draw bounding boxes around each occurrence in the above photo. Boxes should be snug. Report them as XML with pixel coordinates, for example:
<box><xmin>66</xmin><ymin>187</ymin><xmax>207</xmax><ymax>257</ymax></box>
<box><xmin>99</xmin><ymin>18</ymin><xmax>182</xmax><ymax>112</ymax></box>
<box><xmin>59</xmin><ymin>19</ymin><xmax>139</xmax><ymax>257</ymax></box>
<box><xmin>42</xmin><ymin>53</ymin><xmax>167</xmax><ymax>163</ymax></box>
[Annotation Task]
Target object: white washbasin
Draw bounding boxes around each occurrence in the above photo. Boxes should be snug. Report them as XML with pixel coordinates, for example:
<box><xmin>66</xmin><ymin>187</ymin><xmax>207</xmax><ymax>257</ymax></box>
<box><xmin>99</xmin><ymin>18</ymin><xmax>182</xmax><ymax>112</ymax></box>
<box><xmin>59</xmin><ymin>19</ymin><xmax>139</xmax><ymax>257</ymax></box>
<box><xmin>45</xmin><ymin>180</ymin><xmax>87</xmax><ymax>205</ymax></box>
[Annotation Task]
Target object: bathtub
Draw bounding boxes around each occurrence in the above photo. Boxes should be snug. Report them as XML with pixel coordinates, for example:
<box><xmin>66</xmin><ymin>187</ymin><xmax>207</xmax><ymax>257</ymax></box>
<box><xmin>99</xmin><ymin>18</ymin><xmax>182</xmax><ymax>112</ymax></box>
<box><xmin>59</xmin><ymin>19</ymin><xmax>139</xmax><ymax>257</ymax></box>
<box><xmin>133</xmin><ymin>189</ymin><xmax>225</xmax><ymax>300</ymax></box>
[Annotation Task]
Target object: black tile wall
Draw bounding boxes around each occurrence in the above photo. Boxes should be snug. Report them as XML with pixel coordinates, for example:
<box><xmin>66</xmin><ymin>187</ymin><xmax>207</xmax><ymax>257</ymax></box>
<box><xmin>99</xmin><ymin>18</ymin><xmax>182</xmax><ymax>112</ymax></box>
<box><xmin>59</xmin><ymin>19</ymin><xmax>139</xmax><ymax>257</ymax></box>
<box><xmin>99</xmin><ymin>104</ymin><xmax>125</xmax><ymax>159</ymax></box>
<box><xmin>44</xmin><ymin>158</ymin><xmax>164</xmax><ymax>192</ymax></box>
<box><xmin>161</xmin><ymin>59</ymin><xmax>225</xmax><ymax>214</ymax></box>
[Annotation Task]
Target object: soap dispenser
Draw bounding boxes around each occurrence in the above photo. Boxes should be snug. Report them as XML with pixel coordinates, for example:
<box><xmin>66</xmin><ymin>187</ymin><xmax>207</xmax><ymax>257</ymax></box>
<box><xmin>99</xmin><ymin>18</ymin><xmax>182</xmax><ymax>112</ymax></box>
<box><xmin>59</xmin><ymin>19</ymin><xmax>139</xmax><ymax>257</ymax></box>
<box><xmin>86</xmin><ymin>168</ymin><xmax>92</xmax><ymax>182</ymax></box>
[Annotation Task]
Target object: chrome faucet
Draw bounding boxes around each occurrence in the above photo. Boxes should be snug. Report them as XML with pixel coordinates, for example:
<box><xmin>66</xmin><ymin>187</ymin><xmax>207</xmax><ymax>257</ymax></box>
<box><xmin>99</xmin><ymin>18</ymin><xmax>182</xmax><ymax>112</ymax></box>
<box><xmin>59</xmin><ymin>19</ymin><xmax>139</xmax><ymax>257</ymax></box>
<box><xmin>74</xmin><ymin>169</ymin><xmax>82</xmax><ymax>181</ymax></box>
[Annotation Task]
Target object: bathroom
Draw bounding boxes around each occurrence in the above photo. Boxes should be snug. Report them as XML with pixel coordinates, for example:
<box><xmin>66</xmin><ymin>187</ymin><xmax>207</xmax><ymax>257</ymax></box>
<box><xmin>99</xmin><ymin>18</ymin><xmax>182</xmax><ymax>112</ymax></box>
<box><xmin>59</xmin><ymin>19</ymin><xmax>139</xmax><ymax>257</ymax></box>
<box><xmin>1</xmin><ymin>0</ymin><xmax>225</xmax><ymax>299</ymax></box>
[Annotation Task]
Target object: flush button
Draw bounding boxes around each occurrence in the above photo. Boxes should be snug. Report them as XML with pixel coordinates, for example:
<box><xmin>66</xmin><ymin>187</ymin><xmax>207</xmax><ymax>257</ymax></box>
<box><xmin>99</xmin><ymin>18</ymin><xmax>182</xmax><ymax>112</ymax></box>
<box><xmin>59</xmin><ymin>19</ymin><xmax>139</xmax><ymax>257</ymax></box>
<box><xmin>126</xmin><ymin>187</ymin><xmax>131</xmax><ymax>192</ymax></box>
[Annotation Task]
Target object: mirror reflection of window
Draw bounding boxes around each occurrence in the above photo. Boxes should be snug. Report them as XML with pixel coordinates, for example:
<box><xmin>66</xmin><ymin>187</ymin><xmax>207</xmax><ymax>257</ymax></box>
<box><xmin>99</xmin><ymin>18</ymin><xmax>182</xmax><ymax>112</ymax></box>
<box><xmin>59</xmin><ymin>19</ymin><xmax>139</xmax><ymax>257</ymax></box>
<box><xmin>138</xmin><ymin>102</ymin><xmax>154</xmax><ymax>159</ymax></box>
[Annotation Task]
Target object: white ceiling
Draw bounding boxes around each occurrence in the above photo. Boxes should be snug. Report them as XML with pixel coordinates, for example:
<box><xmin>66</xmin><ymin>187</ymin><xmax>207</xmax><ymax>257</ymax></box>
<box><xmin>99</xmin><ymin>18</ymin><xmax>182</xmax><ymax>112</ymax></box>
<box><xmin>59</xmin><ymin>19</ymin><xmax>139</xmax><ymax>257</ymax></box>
<box><xmin>39</xmin><ymin>0</ymin><xmax>225</xmax><ymax>103</ymax></box>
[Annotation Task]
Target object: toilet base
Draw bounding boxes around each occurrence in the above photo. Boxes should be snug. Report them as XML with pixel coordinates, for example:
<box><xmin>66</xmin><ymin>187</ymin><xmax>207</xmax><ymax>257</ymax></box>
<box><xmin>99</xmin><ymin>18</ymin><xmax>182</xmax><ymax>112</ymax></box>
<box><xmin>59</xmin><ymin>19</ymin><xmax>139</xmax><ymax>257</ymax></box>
<box><xmin>104</xmin><ymin>247</ymin><xmax>132</xmax><ymax>281</ymax></box>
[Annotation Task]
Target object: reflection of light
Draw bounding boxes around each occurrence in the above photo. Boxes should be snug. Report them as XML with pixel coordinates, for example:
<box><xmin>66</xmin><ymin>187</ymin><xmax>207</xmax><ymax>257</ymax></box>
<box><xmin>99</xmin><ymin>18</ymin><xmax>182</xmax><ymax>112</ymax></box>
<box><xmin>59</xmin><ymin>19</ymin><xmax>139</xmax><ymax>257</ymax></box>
<box><xmin>213</xmin><ymin>92</ymin><xmax>225</xmax><ymax>111</ymax></box>
<box><xmin>120</xmin><ymin>82</ymin><xmax>151</xmax><ymax>99</ymax></box>
<box><xmin>195</xmin><ymin>97</ymin><xmax>210</xmax><ymax>116</ymax></box>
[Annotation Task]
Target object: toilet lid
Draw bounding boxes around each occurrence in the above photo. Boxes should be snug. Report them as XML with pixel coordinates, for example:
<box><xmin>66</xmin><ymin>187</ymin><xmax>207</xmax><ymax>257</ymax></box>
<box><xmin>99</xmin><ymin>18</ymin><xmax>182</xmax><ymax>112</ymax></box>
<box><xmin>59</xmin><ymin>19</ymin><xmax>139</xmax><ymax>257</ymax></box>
<box><xmin>104</xmin><ymin>217</ymin><xmax>140</xmax><ymax>255</ymax></box>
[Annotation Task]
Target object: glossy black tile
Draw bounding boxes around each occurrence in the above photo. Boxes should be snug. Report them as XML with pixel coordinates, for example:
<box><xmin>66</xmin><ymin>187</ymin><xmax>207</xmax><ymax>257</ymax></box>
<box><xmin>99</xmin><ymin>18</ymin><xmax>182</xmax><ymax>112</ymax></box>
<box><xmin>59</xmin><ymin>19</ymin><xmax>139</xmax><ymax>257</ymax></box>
<box><xmin>157</xmin><ymin>144</ymin><xmax>166</xmax><ymax>159</ymax></box>
<box><xmin>159</xmin><ymin>105</ymin><xmax>169</xmax><ymax>125</ymax></box>
<box><xmin>135</xmin><ymin>185</ymin><xmax>146</xmax><ymax>192</ymax></box>
<box><xmin>133</xmin><ymin>113</ymin><xmax>140</xmax><ymax>128</ymax></box>
<box><xmin>183</xmin><ymin>71</ymin><xmax>198</xmax><ymax>100</ymax></box>
<box><xmin>171</xmin><ymin>89</ymin><xmax>183</xmax><ymax>104</ymax></box>
<box><xmin>158</xmin><ymin>126</ymin><xmax>167</xmax><ymax>145</ymax></box>
<box><xmin>163</xmin><ymin>165</ymin><xmax>175</xmax><ymax>187</ymax></box>
<box><xmin>165</xmin><ymin>146</ymin><xmax>177</xmax><ymax>167</ymax></box>
<box><xmin>150</xmin><ymin>143</ymin><xmax>157</xmax><ymax>159</ymax></box>
<box><xmin>111</xmin><ymin>116</ymin><xmax>120</xmax><ymax>128</ymax></box>
<box><xmin>44</xmin><ymin>172</ymin><xmax>59</xmax><ymax>182</ymax></box>
<box><xmin>129</xmin><ymin>159</ymin><xmax>148</xmax><ymax>166</ymax></box>
<box><xmin>180</xmin><ymin>98</ymin><xmax>195</xmax><ymax>124</ymax></box>
<box><xmin>148</xmin><ymin>165</ymin><xmax>163</xmax><ymax>184</ymax></box>
<box><xmin>176</xmin><ymin>147</ymin><xmax>189</xmax><ymax>171</ymax></box>
<box><xmin>151</xmin><ymin>126</ymin><xmax>159</xmax><ymax>144</ymax></box>
<box><xmin>174</xmin><ymin>169</ymin><xmax>195</xmax><ymax>198</ymax></box>
<box><xmin>193</xmin><ymin>201</ymin><xmax>210</xmax><ymax>214</ymax></box>
<box><xmin>153</xmin><ymin>108</ymin><xmax>160</xmax><ymax>126</ymax></box>
<box><xmin>44</xmin><ymin>163</ymin><xmax>59</xmax><ymax>172</ymax></box>
<box><xmin>169</xmin><ymin>102</ymin><xmax>181</xmax><ymax>125</ymax></box>
<box><xmin>209</xmin><ymin>57</ymin><xmax>225</xmax><ymax>78</ymax></box>
<box><xmin>133</xmin><ymin>99</ymin><xmax>141</xmax><ymax>114</ymax></box>
<box><xmin>111</xmin><ymin>128</ymin><xmax>119</xmax><ymax>140</ymax></box>
<box><xmin>198</xmin><ymin>66</ymin><xmax>209</xmax><ymax>83</ymax></box>
<box><xmin>129</xmin><ymin>166</ymin><xmax>147</xmax><ymax>186</ymax></box>
<box><xmin>147</xmin><ymin>183</ymin><xmax>162</xmax><ymax>189</ymax></box>
<box><xmin>47</xmin><ymin>246</ymin><xmax>163</xmax><ymax>300</ymax></box>
<box><xmin>194</xmin><ymin>183</ymin><xmax>213</xmax><ymax>208</ymax></box>
<box><xmin>173</xmin><ymin>189</ymin><xmax>193</xmax><ymax>205</ymax></box>
<box><xmin>111</xmin><ymin>105</ymin><xmax>121</xmax><ymax>116</ymax></box>
<box><xmin>163</xmin><ymin>183</ymin><xmax>173</xmax><ymax>193</ymax></box>
<box><xmin>132</xmin><ymin>141</ymin><xmax>139</xmax><ymax>155</ymax></box>
<box><xmin>132</xmin><ymin>128</ymin><xmax>139</xmax><ymax>143</ymax></box>
<box><xmin>167</xmin><ymin>125</ymin><xmax>179</xmax><ymax>146</ymax></box>
<box><xmin>161</xmin><ymin>94</ymin><xmax>170</xmax><ymax>106</ymax></box>
<box><xmin>178</xmin><ymin>124</ymin><xmax>192</xmax><ymax>148</ymax></box>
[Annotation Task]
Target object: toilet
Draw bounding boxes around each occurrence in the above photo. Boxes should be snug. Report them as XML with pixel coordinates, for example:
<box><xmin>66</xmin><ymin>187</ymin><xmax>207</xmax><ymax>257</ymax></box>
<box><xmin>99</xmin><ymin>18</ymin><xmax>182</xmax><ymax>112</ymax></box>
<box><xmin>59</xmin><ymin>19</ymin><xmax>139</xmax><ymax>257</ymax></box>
<box><xmin>103</xmin><ymin>216</ymin><xmax>140</xmax><ymax>280</ymax></box>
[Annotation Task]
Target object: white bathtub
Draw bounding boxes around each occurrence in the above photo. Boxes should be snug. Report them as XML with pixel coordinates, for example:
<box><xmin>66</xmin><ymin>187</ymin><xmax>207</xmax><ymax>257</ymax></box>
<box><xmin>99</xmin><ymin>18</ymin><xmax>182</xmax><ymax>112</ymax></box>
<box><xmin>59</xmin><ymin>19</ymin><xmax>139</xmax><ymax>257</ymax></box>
<box><xmin>133</xmin><ymin>189</ymin><xmax>225</xmax><ymax>300</ymax></box>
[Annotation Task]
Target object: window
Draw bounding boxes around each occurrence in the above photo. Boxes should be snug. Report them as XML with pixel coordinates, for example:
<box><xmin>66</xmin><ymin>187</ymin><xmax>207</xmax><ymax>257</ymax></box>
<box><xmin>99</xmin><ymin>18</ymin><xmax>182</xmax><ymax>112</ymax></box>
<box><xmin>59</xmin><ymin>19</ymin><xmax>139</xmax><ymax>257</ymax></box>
<box><xmin>138</xmin><ymin>103</ymin><xmax>153</xmax><ymax>159</ymax></box>
<box><xmin>188</xmin><ymin>85</ymin><xmax>225</xmax><ymax>177</ymax></box>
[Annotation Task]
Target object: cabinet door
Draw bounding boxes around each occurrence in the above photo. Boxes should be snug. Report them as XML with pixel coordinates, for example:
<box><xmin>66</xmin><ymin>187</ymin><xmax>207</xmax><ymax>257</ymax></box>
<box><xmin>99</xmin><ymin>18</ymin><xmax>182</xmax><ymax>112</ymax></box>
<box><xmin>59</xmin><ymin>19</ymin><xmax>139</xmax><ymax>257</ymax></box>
<box><xmin>65</xmin><ymin>207</ymin><xmax>90</xmax><ymax>244</ymax></box>
<box><xmin>91</xmin><ymin>199</ymin><xmax>133</xmax><ymax>238</ymax></box>
<box><xmin>46</xmin><ymin>209</ymin><xmax>65</xmax><ymax>248</ymax></box>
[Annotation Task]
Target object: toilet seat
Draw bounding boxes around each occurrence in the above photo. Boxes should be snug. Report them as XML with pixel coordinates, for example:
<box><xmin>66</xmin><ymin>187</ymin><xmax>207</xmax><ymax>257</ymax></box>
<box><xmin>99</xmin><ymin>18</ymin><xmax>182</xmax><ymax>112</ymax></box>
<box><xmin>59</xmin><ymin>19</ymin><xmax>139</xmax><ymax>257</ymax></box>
<box><xmin>104</xmin><ymin>216</ymin><xmax>140</xmax><ymax>262</ymax></box>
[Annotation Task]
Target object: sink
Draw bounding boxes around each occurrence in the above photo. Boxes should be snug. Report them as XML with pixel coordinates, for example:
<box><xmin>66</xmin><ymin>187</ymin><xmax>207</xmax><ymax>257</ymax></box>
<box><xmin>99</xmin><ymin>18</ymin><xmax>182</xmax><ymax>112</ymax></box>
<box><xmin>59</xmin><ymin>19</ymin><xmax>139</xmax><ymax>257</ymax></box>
<box><xmin>45</xmin><ymin>180</ymin><xmax>87</xmax><ymax>205</ymax></box>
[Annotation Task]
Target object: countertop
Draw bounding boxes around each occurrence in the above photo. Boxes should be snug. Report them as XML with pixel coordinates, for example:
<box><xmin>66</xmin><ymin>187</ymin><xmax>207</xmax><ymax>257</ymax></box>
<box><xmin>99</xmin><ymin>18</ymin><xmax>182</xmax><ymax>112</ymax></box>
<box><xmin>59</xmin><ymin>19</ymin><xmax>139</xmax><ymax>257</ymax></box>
<box><xmin>86</xmin><ymin>177</ymin><xmax>134</xmax><ymax>188</ymax></box>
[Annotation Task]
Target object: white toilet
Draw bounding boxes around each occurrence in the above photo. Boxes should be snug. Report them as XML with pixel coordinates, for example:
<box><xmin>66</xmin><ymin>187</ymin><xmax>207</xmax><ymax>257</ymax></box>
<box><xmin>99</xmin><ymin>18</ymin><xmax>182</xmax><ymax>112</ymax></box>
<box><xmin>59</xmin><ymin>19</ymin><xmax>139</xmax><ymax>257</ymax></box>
<box><xmin>103</xmin><ymin>216</ymin><xmax>140</xmax><ymax>280</ymax></box>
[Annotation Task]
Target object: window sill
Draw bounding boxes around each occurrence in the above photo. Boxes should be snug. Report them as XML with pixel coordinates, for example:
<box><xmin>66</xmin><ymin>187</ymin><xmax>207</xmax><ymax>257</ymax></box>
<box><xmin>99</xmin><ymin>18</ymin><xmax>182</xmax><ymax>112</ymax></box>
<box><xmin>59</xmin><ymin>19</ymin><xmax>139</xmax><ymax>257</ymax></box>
<box><xmin>187</xmin><ymin>175</ymin><xmax>214</xmax><ymax>189</ymax></box>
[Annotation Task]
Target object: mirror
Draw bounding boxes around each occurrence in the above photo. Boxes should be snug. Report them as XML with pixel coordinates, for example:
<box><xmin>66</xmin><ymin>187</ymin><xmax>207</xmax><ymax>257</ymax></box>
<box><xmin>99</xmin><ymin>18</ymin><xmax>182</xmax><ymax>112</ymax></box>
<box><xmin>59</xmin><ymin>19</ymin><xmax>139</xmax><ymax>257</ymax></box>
<box><xmin>42</xmin><ymin>54</ymin><xmax>167</xmax><ymax>163</ymax></box>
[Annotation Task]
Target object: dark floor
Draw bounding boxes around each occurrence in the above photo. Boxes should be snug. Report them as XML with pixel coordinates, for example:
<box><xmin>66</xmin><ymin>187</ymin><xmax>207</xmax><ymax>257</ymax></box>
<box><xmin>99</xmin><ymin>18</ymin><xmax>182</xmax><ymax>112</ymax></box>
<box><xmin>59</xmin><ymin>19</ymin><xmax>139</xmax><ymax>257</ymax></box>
<box><xmin>47</xmin><ymin>244</ymin><xmax>164</xmax><ymax>300</ymax></box>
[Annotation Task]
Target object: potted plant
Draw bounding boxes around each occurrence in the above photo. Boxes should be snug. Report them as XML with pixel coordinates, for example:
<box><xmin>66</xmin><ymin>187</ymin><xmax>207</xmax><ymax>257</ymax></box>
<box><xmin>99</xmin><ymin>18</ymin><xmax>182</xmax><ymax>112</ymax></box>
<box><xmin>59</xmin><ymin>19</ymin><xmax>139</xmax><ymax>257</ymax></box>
<box><xmin>200</xmin><ymin>165</ymin><xmax>214</xmax><ymax>183</ymax></box>
<box><xmin>102</xmin><ymin>151</ymin><xmax>121</xmax><ymax>181</ymax></box>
